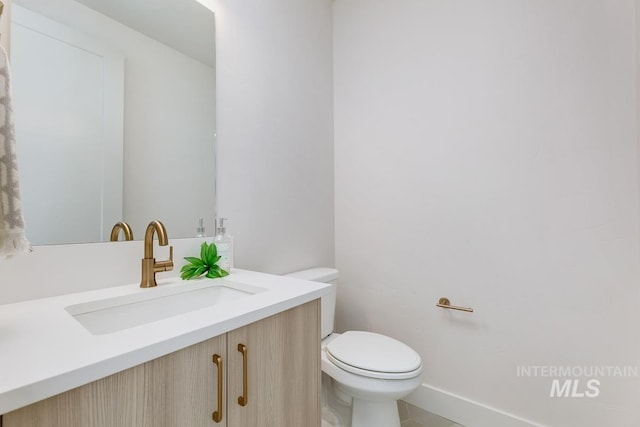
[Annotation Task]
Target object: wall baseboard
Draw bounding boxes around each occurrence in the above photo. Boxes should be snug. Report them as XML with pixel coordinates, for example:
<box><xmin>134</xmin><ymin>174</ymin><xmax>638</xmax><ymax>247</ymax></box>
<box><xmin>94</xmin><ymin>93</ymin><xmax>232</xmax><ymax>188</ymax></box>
<box><xmin>404</xmin><ymin>384</ymin><xmax>547</xmax><ymax>427</ymax></box>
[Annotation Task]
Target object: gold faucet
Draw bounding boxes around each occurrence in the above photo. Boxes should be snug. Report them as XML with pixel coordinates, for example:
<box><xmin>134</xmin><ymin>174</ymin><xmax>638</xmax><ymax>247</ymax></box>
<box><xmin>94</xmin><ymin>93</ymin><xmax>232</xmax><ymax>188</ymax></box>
<box><xmin>110</xmin><ymin>221</ymin><xmax>134</xmax><ymax>241</ymax></box>
<box><xmin>140</xmin><ymin>220</ymin><xmax>174</xmax><ymax>288</ymax></box>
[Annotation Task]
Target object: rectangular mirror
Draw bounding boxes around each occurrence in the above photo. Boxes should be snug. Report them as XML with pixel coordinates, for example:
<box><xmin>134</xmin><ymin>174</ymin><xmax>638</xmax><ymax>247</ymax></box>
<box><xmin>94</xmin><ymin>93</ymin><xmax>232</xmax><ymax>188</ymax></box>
<box><xmin>10</xmin><ymin>0</ymin><xmax>216</xmax><ymax>245</ymax></box>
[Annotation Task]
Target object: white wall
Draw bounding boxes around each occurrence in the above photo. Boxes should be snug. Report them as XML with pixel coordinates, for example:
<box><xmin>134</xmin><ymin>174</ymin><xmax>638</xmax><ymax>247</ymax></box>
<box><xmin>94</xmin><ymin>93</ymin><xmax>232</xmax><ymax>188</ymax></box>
<box><xmin>202</xmin><ymin>0</ymin><xmax>335</xmax><ymax>273</ymax></box>
<box><xmin>334</xmin><ymin>1</ymin><xmax>640</xmax><ymax>426</ymax></box>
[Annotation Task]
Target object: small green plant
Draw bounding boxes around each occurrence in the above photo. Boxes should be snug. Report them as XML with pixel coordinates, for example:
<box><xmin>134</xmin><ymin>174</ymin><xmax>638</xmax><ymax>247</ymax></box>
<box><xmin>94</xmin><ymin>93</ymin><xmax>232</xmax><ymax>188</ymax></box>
<box><xmin>181</xmin><ymin>241</ymin><xmax>229</xmax><ymax>280</ymax></box>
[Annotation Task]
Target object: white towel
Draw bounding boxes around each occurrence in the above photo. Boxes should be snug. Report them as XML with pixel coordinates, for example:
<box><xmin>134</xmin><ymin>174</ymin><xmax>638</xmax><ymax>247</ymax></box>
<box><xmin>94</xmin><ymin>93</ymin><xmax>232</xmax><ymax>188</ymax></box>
<box><xmin>0</xmin><ymin>45</ymin><xmax>30</xmax><ymax>257</ymax></box>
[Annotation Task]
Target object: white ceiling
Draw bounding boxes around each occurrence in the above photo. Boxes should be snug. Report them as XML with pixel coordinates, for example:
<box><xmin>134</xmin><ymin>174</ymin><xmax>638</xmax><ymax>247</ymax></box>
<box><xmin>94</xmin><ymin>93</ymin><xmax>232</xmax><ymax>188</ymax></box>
<box><xmin>73</xmin><ymin>0</ymin><xmax>215</xmax><ymax>68</ymax></box>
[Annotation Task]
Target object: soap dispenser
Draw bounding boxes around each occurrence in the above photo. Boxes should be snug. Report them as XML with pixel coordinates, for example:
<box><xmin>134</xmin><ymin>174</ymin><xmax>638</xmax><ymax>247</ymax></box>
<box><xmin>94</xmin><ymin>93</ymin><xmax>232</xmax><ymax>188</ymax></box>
<box><xmin>195</xmin><ymin>217</ymin><xmax>206</xmax><ymax>238</ymax></box>
<box><xmin>214</xmin><ymin>217</ymin><xmax>233</xmax><ymax>271</ymax></box>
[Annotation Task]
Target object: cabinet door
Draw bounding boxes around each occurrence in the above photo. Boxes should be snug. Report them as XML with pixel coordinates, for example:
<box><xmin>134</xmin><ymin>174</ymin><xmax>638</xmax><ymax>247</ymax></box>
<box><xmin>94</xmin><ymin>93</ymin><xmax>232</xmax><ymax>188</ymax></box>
<box><xmin>2</xmin><ymin>363</ymin><xmax>143</xmax><ymax>426</ymax></box>
<box><xmin>226</xmin><ymin>299</ymin><xmax>320</xmax><ymax>427</ymax></box>
<box><xmin>139</xmin><ymin>334</ymin><xmax>227</xmax><ymax>427</ymax></box>
<box><xmin>2</xmin><ymin>335</ymin><xmax>226</xmax><ymax>427</ymax></box>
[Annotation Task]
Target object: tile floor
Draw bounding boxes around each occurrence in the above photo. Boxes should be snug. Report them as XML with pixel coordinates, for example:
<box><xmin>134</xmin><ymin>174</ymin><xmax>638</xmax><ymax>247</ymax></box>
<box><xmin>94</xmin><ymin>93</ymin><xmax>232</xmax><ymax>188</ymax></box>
<box><xmin>398</xmin><ymin>400</ymin><xmax>465</xmax><ymax>427</ymax></box>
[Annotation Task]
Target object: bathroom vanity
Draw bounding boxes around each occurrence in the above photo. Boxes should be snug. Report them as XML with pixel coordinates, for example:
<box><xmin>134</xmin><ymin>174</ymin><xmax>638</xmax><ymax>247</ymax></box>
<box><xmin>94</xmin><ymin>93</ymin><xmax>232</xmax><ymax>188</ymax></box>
<box><xmin>0</xmin><ymin>270</ymin><xmax>327</xmax><ymax>427</ymax></box>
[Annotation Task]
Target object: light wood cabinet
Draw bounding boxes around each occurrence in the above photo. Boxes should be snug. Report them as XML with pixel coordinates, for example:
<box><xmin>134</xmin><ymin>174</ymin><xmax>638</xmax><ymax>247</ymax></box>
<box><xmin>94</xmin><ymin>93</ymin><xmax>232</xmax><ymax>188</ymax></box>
<box><xmin>227</xmin><ymin>299</ymin><xmax>320</xmax><ymax>426</ymax></box>
<box><xmin>2</xmin><ymin>300</ymin><xmax>320</xmax><ymax>427</ymax></box>
<box><xmin>140</xmin><ymin>333</ymin><xmax>227</xmax><ymax>426</ymax></box>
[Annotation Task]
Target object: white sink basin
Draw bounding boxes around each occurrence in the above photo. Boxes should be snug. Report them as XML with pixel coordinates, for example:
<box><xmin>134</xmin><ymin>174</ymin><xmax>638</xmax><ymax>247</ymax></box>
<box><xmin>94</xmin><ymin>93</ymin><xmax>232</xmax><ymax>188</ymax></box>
<box><xmin>66</xmin><ymin>279</ymin><xmax>266</xmax><ymax>335</ymax></box>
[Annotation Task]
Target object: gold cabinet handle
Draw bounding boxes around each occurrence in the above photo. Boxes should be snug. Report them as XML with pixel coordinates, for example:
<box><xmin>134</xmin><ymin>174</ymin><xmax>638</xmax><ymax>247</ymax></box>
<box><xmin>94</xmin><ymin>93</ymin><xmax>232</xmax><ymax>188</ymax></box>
<box><xmin>212</xmin><ymin>354</ymin><xmax>223</xmax><ymax>423</ymax></box>
<box><xmin>237</xmin><ymin>343</ymin><xmax>248</xmax><ymax>406</ymax></box>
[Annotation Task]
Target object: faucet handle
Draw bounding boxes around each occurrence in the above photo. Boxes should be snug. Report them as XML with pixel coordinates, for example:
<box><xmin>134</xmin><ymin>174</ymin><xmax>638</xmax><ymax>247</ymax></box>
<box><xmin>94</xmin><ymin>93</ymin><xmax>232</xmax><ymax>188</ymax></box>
<box><xmin>155</xmin><ymin>246</ymin><xmax>174</xmax><ymax>272</ymax></box>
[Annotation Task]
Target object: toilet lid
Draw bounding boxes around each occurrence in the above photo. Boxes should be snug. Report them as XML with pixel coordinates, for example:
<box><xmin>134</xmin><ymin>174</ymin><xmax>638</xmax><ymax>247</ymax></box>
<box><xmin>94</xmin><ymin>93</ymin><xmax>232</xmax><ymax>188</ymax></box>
<box><xmin>326</xmin><ymin>331</ymin><xmax>422</xmax><ymax>380</ymax></box>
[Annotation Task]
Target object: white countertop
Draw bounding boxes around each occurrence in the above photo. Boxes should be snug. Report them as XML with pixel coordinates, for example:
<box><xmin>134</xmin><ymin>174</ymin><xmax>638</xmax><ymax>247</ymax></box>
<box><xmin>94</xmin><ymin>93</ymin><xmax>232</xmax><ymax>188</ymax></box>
<box><xmin>0</xmin><ymin>269</ymin><xmax>329</xmax><ymax>415</ymax></box>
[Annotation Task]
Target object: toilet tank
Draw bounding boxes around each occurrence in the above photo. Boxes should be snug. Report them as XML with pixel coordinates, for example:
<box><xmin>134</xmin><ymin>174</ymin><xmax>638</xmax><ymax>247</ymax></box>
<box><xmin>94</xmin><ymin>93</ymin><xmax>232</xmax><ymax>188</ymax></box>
<box><xmin>284</xmin><ymin>267</ymin><xmax>337</xmax><ymax>339</ymax></box>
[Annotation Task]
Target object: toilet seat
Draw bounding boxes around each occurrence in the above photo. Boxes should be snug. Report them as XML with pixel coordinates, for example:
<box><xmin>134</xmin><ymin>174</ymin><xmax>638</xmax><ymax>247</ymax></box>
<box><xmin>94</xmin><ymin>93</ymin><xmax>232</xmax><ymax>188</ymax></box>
<box><xmin>326</xmin><ymin>331</ymin><xmax>422</xmax><ymax>380</ymax></box>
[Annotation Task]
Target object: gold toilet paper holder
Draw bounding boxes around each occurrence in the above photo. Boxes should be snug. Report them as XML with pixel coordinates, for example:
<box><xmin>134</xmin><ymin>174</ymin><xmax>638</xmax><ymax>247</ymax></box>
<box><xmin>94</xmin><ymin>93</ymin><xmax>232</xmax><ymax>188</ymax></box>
<box><xmin>437</xmin><ymin>297</ymin><xmax>473</xmax><ymax>313</ymax></box>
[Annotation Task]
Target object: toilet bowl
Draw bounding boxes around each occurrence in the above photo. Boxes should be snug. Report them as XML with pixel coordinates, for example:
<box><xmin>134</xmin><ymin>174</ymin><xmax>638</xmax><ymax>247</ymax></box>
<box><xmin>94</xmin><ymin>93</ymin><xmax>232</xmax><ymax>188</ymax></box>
<box><xmin>285</xmin><ymin>268</ymin><xmax>423</xmax><ymax>427</ymax></box>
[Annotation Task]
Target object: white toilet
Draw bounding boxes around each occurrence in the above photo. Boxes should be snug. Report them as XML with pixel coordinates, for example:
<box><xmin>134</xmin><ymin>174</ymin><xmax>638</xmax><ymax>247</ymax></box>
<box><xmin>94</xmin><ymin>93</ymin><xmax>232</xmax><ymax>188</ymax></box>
<box><xmin>285</xmin><ymin>268</ymin><xmax>423</xmax><ymax>427</ymax></box>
